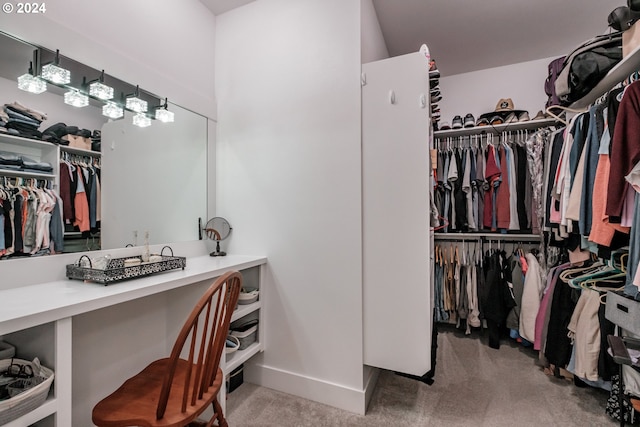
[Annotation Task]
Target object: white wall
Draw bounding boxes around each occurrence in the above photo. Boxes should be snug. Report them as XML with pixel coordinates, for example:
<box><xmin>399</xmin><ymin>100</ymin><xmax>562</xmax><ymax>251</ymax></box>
<box><xmin>215</xmin><ymin>0</ymin><xmax>366</xmax><ymax>413</ymax></box>
<box><xmin>0</xmin><ymin>0</ymin><xmax>217</xmax><ymax>119</ymax></box>
<box><xmin>437</xmin><ymin>56</ymin><xmax>554</xmax><ymax>126</ymax></box>
<box><xmin>361</xmin><ymin>0</ymin><xmax>388</xmax><ymax>63</ymax></box>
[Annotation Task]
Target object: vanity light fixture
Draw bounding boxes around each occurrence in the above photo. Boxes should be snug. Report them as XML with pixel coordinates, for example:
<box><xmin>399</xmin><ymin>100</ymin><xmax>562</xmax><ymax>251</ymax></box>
<box><xmin>125</xmin><ymin>85</ymin><xmax>148</xmax><ymax>113</ymax></box>
<box><xmin>132</xmin><ymin>112</ymin><xmax>151</xmax><ymax>128</ymax></box>
<box><xmin>154</xmin><ymin>98</ymin><xmax>175</xmax><ymax>123</ymax></box>
<box><xmin>17</xmin><ymin>61</ymin><xmax>47</xmax><ymax>94</ymax></box>
<box><xmin>41</xmin><ymin>49</ymin><xmax>71</xmax><ymax>85</ymax></box>
<box><xmin>88</xmin><ymin>70</ymin><xmax>114</xmax><ymax>101</ymax></box>
<box><xmin>102</xmin><ymin>101</ymin><xmax>124</xmax><ymax>119</ymax></box>
<box><xmin>64</xmin><ymin>89</ymin><xmax>89</xmax><ymax>108</ymax></box>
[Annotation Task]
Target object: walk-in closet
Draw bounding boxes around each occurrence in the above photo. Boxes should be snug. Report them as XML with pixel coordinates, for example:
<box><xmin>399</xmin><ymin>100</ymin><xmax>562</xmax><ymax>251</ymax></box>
<box><xmin>2</xmin><ymin>1</ymin><xmax>640</xmax><ymax>426</ymax></box>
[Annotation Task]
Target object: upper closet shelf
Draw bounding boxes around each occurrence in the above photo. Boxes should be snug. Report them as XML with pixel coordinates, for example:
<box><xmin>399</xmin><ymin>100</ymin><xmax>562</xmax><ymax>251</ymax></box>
<box><xmin>570</xmin><ymin>43</ymin><xmax>640</xmax><ymax>109</ymax></box>
<box><xmin>0</xmin><ymin>133</ymin><xmax>57</xmax><ymax>151</ymax></box>
<box><xmin>433</xmin><ymin>118</ymin><xmax>558</xmax><ymax>138</ymax></box>
<box><xmin>61</xmin><ymin>145</ymin><xmax>101</xmax><ymax>157</ymax></box>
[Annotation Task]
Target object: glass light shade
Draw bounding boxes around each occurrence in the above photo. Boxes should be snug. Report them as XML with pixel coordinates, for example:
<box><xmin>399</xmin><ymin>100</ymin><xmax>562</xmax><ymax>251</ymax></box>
<box><xmin>155</xmin><ymin>108</ymin><xmax>174</xmax><ymax>123</ymax></box>
<box><xmin>89</xmin><ymin>81</ymin><xmax>114</xmax><ymax>100</ymax></box>
<box><xmin>17</xmin><ymin>73</ymin><xmax>47</xmax><ymax>94</ymax></box>
<box><xmin>41</xmin><ymin>63</ymin><xmax>71</xmax><ymax>84</ymax></box>
<box><xmin>64</xmin><ymin>90</ymin><xmax>89</xmax><ymax>108</ymax></box>
<box><xmin>102</xmin><ymin>102</ymin><xmax>124</xmax><ymax>119</ymax></box>
<box><xmin>133</xmin><ymin>113</ymin><xmax>151</xmax><ymax>128</ymax></box>
<box><xmin>125</xmin><ymin>96</ymin><xmax>148</xmax><ymax>113</ymax></box>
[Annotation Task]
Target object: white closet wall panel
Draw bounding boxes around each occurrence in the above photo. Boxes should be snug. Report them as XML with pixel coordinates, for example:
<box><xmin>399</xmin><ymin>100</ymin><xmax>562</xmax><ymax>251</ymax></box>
<box><xmin>362</xmin><ymin>52</ymin><xmax>432</xmax><ymax>376</ymax></box>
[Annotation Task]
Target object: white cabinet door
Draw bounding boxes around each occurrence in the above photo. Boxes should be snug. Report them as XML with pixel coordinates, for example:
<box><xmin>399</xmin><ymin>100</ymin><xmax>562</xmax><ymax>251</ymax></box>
<box><xmin>362</xmin><ymin>52</ymin><xmax>432</xmax><ymax>376</ymax></box>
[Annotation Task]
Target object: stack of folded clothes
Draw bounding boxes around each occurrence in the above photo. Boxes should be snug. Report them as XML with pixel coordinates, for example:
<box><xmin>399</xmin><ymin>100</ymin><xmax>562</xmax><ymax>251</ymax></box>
<box><xmin>0</xmin><ymin>151</ymin><xmax>53</xmax><ymax>173</ymax></box>
<box><xmin>1</xmin><ymin>102</ymin><xmax>47</xmax><ymax>139</ymax></box>
<box><xmin>41</xmin><ymin>122</ymin><xmax>92</xmax><ymax>149</ymax></box>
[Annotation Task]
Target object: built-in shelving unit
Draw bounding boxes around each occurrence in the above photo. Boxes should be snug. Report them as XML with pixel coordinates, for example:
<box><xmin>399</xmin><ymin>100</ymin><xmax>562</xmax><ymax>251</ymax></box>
<box><xmin>0</xmin><ymin>133</ymin><xmax>59</xmax><ymax>185</ymax></box>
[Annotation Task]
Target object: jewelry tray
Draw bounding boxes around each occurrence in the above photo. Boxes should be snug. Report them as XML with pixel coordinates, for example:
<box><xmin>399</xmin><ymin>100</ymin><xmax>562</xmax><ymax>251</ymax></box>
<box><xmin>66</xmin><ymin>246</ymin><xmax>186</xmax><ymax>285</ymax></box>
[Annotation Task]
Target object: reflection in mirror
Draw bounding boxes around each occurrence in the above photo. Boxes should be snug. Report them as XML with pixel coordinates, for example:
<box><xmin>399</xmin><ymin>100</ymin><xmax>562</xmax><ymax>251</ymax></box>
<box><xmin>101</xmin><ymin>106</ymin><xmax>207</xmax><ymax>249</ymax></box>
<box><xmin>0</xmin><ymin>31</ymin><xmax>208</xmax><ymax>259</ymax></box>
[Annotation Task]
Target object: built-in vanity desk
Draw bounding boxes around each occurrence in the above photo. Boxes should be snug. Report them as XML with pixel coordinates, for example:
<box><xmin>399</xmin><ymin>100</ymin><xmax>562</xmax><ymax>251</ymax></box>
<box><xmin>0</xmin><ymin>241</ymin><xmax>266</xmax><ymax>426</ymax></box>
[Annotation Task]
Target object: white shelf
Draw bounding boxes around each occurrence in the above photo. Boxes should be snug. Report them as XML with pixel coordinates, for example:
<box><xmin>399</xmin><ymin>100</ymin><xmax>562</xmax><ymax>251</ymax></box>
<box><xmin>3</xmin><ymin>396</ymin><xmax>57</xmax><ymax>427</ymax></box>
<box><xmin>433</xmin><ymin>118</ymin><xmax>558</xmax><ymax>138</ymax></box>
<box><xmin>60</xmin><ymin>145</ymin><xmax>101</xmax><ymax>157</ymax></box>
<box><xmin>225</xmin><ymin>341</ymin><xmax>262</xmax><ymax>374</ymax></box>
<box><xmin>231</xmin><ymin>301</ymin><xmax>261</xmax><ymax>322</ymax></box>
<box><xmin>0</xmin><ymin>169</ymin><xmax>55</xmax><ymax>179</ymax></box>
<box><xmin>571</xmin><ymin>43</ymin><xmax>640</xmax><ymax>109</ymax></box>
<box><xmin>434</xmin><ymin>232</ymin><xmax>541</xmax><ymax>241</ymax></box>
<box><xmin>0</xmin><ymin>254</ymin><xmax>267</xmax><ymax>336</ymax></box>
<box><xmin>0</xmin><ymin>133</ymin><xmax>57</xmax><ymax>151</ymax></box>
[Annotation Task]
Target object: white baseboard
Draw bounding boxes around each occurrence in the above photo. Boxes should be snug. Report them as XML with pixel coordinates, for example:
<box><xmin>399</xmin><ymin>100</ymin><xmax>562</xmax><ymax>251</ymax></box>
<box><xmin>244</xmin><ymin>363</ymin><xmax>379</xmax><ymax>415</ymax></box>
<box><xmin>363</xmin><ymin>366</ymin><xmax>379</xmax><ymax>411</ymax></box>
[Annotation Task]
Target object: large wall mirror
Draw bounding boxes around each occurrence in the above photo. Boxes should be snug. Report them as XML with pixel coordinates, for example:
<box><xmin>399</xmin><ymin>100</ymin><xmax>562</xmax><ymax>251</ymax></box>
<box><xmin>0</xmin><ymin>31</ymin><xmax>208</xmax><ymax>259</ymax></box>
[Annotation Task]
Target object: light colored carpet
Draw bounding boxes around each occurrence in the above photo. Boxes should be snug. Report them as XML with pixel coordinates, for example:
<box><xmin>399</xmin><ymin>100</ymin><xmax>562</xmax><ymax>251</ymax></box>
<box><xmin>226</xmin><ymin>326</ymin><xmax>617</xmax><ymax>426</ymax></box>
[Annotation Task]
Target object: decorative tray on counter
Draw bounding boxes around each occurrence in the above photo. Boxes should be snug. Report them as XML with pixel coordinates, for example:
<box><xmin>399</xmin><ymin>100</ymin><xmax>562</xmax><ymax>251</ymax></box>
<box><xmin>66</xmin><ymin>246</ymin><xmax>186</xmax><ymax>285</ymax></box>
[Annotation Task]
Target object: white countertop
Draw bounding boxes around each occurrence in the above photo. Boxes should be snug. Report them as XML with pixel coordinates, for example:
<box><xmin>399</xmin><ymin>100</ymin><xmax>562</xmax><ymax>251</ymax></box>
<box><xmin>0</xmin><ymin>254</ymin><xmax>267</xmax><ymax>335</ymax></box>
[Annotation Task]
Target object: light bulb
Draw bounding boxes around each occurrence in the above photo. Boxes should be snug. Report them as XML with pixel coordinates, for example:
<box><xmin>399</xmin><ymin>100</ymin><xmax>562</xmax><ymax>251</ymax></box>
<box><xmin>102</xmin><ymin>102</ymin><xmax>124</xmax><ymax>119</ymax></box>
<box><xmin>133</xmin><ymin>113</ymin><xmax>151</xmax><ymax>128</ymax></box>
<box><xmin>64</xmin><ymin>90</ymin><xmax>89</xmax><ymax>107</ymax></box>
<box><xmin>17</xmin><ymin>73</ymin><xmax>47</xmax><ymax>94</ymax></box>
<box><xmin>41</xmin><ymin>63</ymin><xmax>71</xmax><ymax>84</ymax></box>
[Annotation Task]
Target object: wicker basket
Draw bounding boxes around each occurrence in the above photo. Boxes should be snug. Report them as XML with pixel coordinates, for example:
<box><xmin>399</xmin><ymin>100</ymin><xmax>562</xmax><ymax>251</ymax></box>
<box><xmin>0</xmin><ymin>358</ymin><xmax>54</xmax><ymax>425</ymax></box>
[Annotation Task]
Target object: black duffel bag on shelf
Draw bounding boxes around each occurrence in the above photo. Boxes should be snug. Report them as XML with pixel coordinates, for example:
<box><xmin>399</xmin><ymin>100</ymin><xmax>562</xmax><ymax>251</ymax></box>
<box><xmin>555</xmin><ymin>31</ymin><xmax>623</xmax><ymax>106</ymax></box>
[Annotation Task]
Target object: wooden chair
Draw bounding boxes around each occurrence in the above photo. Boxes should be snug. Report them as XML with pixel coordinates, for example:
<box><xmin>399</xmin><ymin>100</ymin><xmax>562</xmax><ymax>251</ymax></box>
<box><xmin>92</xmin><ymin>270</ymin><xmax>242</xmax><ymax>427</ymax></box>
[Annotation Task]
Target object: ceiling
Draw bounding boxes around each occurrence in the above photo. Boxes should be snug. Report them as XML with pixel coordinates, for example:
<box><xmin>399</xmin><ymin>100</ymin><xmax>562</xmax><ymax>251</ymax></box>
<box><xmin>200</xmin><ymin>0</ymin><xmax>255</xmax><ymax>15</ymax></box>
<box><xmin>372</xmin><ymin>0</ymin><xmax>622</xmax><ymax>76</ymax></box>
<box><xmin>200</xmin><ymin>0</ymin><xmax>620</xmax><ymax>76</ymax></box>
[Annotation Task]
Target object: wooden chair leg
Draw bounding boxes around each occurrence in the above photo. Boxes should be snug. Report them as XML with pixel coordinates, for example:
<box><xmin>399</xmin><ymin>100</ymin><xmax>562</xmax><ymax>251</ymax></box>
<box><xmin>213</xmin><ymin>398</ymin><xmax>228</xmax><ymax>427</ymax></box>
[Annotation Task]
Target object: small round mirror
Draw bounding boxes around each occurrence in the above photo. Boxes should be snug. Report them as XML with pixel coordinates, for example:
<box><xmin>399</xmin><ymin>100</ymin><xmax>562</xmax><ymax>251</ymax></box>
<box><xmin>203</xmin><ymin>217</ymin><xmax>232</xmax><ymax>257</ymax></box>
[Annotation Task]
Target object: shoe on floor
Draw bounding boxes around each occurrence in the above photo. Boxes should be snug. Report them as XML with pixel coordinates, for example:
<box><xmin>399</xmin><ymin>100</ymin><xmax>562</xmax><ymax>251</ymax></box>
<box><xmin>452</xmin><ymin>115</ymin><xmax>463</xmax><ymax>129</ymax></box>
<box><xmin>518</xmin><ymin>111</ymin><xmax>530</xmax><ymax>122</ymax></box>
<box><xmin>463</xmin><ymin>113</ymin><xmax>475</xmax><ymax>128</ymax></box>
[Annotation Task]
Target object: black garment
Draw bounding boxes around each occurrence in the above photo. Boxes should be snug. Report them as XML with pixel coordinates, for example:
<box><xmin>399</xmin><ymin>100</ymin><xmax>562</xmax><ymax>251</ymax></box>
<box><xmin>13</xmin><ymin>193</ymin><xmax>23</xmax><ymax>253</ymax></box>
<box><xmin>544</xmin><ymin>280</ymin><xmax>578</xmax><ymax>367</ymax></box>
<box><xmin>482</xmin><ymin>250</ymin><xmax>516</xmax><ymax>349</ymax></box>
<box><xmin>514</xmin><ymin>145</ymin><xmax>529</xmax><ymax>230</ymax></box>
<box><xmin>598</xmin><ymin>295</ymin><xmax>617</xmax><ymax>382</ymax></box>
<box><xmin>2</xmin><ymin>198</ymin><xmax>11</xmax><ymax>249</ymax></box>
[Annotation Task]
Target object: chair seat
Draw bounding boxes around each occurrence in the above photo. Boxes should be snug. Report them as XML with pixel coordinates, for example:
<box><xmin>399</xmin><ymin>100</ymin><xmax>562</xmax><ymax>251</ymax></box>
<box><xmin>92</xmin><ymin>358</ymin><xmax>223</xmax><ymax>427</ymax></box>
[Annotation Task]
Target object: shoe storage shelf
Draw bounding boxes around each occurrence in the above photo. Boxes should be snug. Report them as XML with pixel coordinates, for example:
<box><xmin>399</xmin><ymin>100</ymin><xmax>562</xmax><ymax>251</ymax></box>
<box><xmin>223</xmin><ymin>265</ymin><xmax>264</xmax><ymax>402</ymax></box>
<box><xmin>433</xmin><ymin>118</ymin><xmax>558</xmax><ymax>139</ymax></box>
<box><xmin>0</xmin><ymin>249</ymin><xmax>266</xmax><ymax>426</ymax></box>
